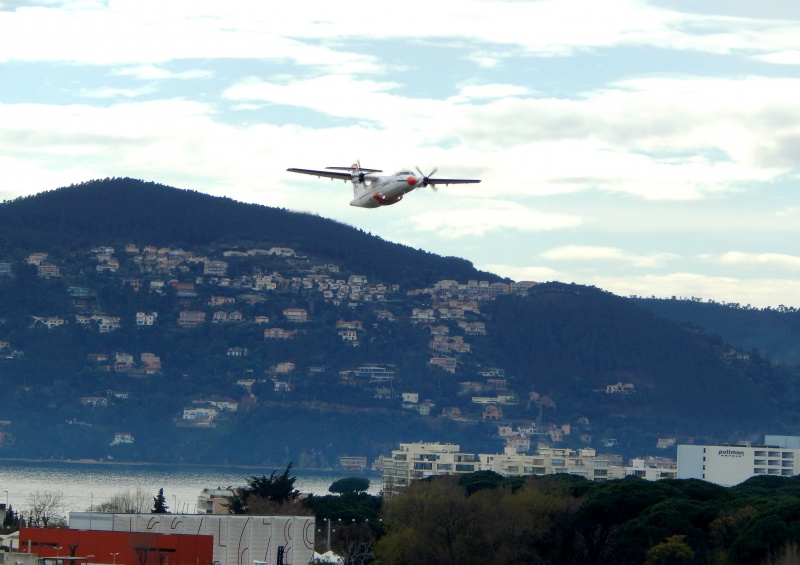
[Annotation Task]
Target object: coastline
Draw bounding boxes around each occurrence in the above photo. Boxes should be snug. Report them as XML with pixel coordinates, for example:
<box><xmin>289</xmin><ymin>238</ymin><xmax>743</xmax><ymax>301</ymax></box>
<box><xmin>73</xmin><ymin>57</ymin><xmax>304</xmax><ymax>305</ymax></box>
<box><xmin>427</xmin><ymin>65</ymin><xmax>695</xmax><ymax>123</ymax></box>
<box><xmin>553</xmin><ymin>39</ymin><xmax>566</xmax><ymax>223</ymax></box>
<box><xmin>0</xmin><ymin>457</ymin><xmax>381</xmax><ymax>474</ymax></box>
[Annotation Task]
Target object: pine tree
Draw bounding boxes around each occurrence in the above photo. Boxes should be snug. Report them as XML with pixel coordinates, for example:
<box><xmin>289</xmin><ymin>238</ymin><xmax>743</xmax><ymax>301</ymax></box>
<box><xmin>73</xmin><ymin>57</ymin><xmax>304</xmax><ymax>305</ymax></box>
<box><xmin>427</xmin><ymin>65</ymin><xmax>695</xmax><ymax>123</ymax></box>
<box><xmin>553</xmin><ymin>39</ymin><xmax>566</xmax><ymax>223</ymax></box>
<box><xmin>152</xmin><ymin>488</ymin><xmax>169</xmax><ymax>514</ymax></box>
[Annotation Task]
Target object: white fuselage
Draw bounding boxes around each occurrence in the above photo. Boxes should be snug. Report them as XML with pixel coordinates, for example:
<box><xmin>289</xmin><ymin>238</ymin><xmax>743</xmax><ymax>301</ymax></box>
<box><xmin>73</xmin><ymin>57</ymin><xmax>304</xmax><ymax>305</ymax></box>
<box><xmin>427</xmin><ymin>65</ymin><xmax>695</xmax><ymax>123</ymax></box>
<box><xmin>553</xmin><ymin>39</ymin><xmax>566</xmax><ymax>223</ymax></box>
<box><xmin>350</xmin><ymin>170</ymin><xmax>419</xmax><ymax>208</ymax></box>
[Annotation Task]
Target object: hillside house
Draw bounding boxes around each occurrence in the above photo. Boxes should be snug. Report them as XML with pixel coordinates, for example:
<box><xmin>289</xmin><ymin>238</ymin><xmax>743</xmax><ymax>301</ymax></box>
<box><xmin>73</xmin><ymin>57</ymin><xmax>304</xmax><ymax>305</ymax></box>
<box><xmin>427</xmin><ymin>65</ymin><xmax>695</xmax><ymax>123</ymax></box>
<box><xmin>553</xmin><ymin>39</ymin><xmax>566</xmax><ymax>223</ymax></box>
<box><xmin>110</xmin><ymin>432</ymin><xmax>134</xmax><ymax>445</ymax></box>
<box><xmin>339</xmin><ymin>329</ymin><xmax>358</xmax><ymax>343</ymax></box>
<box><xmin>31</xmin><ymin>316</ymin><xmax>65</xmax><ymax>329</ymax></box>
<box><xmin>183</xmin><ymin>404</ymin><xmax>219</xmax><ymax>419</ymax></box>
<box><xmin>411</xmin><ymin>308</ymin><xmax>436</xmax><ymax>323</ymax></box>
<box><xmin>135</xmin><ymin>312</ymin><xmax>158</xmax><ymax>326</ymax></box>
<box><xmin>212</xmin><ymin>311</ymin><xmax>243</xmax><ymax>323</ymax></box>
<box><xmin>442</xmin><ymin>407</ymin><xmax>464</xmax><ymax>420</ymax></box>
<box><xmin>429</xmin><ymin>357</ymin><xmax>457</xmax><ymax>373</ymax></box>
<box><xmin>355</xmin><ymin>365</ymin><xmax>395</xmax><ymax>381</ymax></box>
<box><xmin>274</xmin><ymin>380</ymin><xmax>293</xmax><ymax>392</ymax></box>
<box><xmin>96</xmin><ymin>257</ymin><xmax>119</xmax><ymax>273</ymax></box>
<box><xmin>199</xmin><ymin>397</ymin><xmax>238</xmax><ymax>412</ymax></box>
<box><xmin>37</xmin><ymin>263</ymin><xmax>61</xmax><ymax>277</ymax></box>
<box><xmin>283</xmin><ymin>308</ymin><xmax>308</xmax><ymax>322</ymax></box>
<box><xmin>402</xmin><ymin>392</ymin><xmax>419</xmax><ymax>405</ymax></box>
<box><xmin>506</xmin><ymin>436</ymin><xmax>531</xmax><ymax>453</ymax></box>
<box><xmin>606</xmin><ymin>382</ymin><xmax>635</xmax><ymax>394</ymax></box>
<box><xmin>264</xmin><ymin>328</ymin><xmax>296</xmax><ymax>339</ymax></box>
<box><xmin>80</xmin><ymin>396</ymin><xmax>108</xmax><ymax>407</ymax></box>
<box><xmin>459</xmin><ymin>321</ymin><xmax>488</xmax><ymax>335</ymax></box>
<box><xmin>93</xmin><ymin>315</ymin><xmax>121</xmax><ymax>333</ymax></box>
<box><xmin>26</xmin><ymin>252</ymin><xmax>48</xmax><ymax>265</ymax></box>
<box><xmin>430</xmin><ymin>335</ymin><xmax>470</xmax><ymax>354</ymax></box>
<box><xmin>204</xmin><ymin>260</ymin><xmax>228</xmax><ymax>276</ymax></box>
<box><xmin>141</xmin><ymin>353</ymin><xmax>161</xmax><ymax>369</ymax></box>
<box><xmin>178</xmin><ymin>310</ymin><xmax>206</xmax><ymax>327</ymax></box>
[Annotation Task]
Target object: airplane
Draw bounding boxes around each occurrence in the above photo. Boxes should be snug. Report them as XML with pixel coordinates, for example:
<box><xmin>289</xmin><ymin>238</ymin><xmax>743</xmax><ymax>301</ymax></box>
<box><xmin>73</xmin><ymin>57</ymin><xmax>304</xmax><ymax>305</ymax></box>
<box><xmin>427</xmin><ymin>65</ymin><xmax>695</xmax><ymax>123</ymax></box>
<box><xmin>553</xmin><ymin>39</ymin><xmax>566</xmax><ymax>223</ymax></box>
<box><xmin>286</xmin><ymin>162</ymin><xmax>481</xmax><ymax>208</ymax></box>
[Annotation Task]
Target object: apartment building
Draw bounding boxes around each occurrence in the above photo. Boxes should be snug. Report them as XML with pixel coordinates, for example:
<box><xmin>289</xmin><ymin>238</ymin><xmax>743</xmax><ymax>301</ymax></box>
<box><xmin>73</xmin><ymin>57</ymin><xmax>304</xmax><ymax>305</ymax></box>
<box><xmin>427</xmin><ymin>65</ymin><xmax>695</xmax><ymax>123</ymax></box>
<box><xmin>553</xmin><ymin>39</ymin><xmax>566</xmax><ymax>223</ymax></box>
<box><xmin>383</xmin><ymin>443</ymin><xmax>481</xmax><ymax>499</ymax></box>
<box><xmin>382</xmin><ymin>442</ymin><xmax>623</xmax><ymax>499</ymax></box>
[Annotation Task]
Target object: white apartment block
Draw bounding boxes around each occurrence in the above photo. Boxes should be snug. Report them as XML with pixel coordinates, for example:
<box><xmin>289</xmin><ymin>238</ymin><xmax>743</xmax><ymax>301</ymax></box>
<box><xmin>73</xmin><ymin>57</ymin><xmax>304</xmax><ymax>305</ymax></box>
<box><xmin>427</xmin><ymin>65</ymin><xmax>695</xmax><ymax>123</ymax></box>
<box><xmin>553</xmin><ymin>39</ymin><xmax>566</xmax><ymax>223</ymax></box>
<box><xmin>624</xmin><ymin>458</ymin><xmax>678</xmax><ymax>481</ymax></box>
<box><xmin>383</xmin><ymin>442</ymin><xmax>623</xmax><ymax>499</ymax></box>
<box><xmin>482</xmin><ymin>446</ymin><xmax>622</xmax><ymax>482</ymax></box>
<box><xmin>677</xmin><ymin>435</ymin><xmax>800</xmax><ymax>486</ymax></box>
<box><xmin>383</xmin><ymin>443</ymin><xmax>481</xmax><ymax>499</ymax></box>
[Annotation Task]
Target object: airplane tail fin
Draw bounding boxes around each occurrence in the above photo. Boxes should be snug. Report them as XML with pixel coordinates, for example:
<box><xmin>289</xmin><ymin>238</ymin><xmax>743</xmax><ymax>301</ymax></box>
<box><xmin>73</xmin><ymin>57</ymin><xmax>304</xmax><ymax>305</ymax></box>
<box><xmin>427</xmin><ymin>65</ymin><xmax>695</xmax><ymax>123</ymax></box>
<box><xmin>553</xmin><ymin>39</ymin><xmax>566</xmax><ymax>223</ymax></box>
<box><xmin>324</xmin><ymin>161</ymin><xmax>381</xmax><ymax>196</ymax></box>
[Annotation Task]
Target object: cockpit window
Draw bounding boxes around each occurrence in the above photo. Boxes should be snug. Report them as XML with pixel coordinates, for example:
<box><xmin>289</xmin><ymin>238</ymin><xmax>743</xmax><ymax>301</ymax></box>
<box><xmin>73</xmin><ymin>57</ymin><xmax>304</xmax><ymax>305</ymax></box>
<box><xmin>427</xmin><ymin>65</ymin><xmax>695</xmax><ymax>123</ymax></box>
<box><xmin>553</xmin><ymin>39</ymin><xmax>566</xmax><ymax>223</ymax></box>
<box><xmin>398</xmin><ymin>171</ymin><xmax>412</xmax><ymax>176</ymax></box>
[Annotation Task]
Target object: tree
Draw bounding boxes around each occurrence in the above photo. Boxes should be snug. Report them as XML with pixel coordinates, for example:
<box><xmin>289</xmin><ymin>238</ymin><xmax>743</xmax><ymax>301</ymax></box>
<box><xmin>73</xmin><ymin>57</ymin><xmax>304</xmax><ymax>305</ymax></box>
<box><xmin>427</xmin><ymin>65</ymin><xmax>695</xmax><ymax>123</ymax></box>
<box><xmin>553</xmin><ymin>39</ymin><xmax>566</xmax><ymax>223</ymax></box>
<box><xmin>151</xmin><ymin>488</ymin><xmax>169</xmax><ymax>514</ymax></box>
<box><xmin>329</xmin><ymin>477</ymin><xmax>370</xmax><ymax>495</ymax></box>
<box><xmin>226</xmin><ymin>463</ymin><xmax>300</xmax><ymax>514</ymax></box>
<box><xmin>96</xmin><ymin>488</ymin><xmax>151</xmax><ymax>513</ymax></box>
<box><xmin>3</xmin><ymin>504</ymin><xmax>20</xmax><ymax>531</ymax></box>
<box><xmin>645</xmin><ymin>535</ymin><xmax>694</xmax><ymax>565</ymax></box>
<box><xmin>25</xmin><ymin>490</ymin><xmax>65</xmax><ymax>527</ymax></box>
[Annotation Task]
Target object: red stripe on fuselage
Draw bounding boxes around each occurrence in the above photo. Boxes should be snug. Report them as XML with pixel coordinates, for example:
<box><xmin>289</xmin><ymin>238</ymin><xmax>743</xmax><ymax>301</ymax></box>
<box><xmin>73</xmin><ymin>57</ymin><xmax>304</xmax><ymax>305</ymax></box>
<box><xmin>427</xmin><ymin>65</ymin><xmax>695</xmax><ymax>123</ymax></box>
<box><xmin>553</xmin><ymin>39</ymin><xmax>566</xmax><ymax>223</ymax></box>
<box><xmin>373</xmin><ymin>192</ymin><xmax>402</xmax><ymax>205</ymax></box>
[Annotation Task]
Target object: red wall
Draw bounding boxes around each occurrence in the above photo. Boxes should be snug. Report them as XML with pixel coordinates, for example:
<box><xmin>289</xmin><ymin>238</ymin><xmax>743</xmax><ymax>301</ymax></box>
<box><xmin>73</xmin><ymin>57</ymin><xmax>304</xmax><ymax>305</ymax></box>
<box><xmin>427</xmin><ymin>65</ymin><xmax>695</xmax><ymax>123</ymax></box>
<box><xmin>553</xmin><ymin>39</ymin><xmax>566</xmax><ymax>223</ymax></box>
<box><xmin>20</xmin><ymin>528</ymin><xmax>213</xmax><ymax>565</ymax></box>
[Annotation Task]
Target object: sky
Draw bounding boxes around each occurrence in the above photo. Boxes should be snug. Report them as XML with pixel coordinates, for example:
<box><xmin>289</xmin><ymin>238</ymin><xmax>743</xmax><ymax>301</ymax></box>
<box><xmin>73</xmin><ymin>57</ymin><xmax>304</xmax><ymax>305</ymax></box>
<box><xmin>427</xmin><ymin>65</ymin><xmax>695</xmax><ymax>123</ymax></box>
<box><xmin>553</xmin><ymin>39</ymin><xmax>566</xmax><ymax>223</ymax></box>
<box><xmin>1</xmin><ymin>1</ymin><xmax>799</xmax><ymax>308</ymax></box>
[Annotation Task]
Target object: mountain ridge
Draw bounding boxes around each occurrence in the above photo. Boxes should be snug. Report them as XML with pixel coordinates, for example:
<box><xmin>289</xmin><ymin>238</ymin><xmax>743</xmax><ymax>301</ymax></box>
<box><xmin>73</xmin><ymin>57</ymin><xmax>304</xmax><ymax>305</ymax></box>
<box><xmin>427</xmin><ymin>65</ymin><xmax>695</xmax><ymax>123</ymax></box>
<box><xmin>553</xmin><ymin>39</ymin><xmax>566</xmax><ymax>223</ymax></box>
<box><xmin>1</xmin><ymin>178</ymin><xmax>798</xmax><ymax>465</ymax></box>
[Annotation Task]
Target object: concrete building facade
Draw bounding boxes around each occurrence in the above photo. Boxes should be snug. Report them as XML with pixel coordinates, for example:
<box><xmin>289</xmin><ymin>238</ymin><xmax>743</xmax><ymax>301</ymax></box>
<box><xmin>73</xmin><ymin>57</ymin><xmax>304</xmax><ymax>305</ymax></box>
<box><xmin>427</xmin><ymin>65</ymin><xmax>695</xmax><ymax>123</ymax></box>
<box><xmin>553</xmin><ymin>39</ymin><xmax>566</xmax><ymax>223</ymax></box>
<box><xmin>383</xmin><ymin>442</ymin><xmax>624</xmax><ymax>499</ymax></box>
<box><xmin>677</xmin><ymin>435</ymin><xmax>800</xmax><ymax>486</ymax></box>
<box><xmin>68</xmin><ymin>512</ymin><xmax>314</xmax><ymax>565</ymax></box>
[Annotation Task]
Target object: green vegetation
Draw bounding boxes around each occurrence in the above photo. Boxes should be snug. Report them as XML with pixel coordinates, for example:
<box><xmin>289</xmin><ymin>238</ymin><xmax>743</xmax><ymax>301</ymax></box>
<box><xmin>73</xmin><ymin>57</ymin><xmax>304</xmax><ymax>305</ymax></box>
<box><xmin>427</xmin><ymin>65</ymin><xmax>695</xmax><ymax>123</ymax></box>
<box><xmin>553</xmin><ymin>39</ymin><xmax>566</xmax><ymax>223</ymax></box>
<box><xmin>328</xmin><ymin>477</ymin><xmax>371</xmax><ymax>494</ymax></box>
<box><xmin>151</xmin><ymin>488</ymin><xmax>169</xmax><ymax>514</ymax></box>
<box><xmin>373</xmin><ymin>472</ymin><xmax>800</xmax><ymax>565</ymax></box>
<box><xmin>225</xmin><ymin>464</ymin><xmax>304</xmax><ymax>515</ymax></box>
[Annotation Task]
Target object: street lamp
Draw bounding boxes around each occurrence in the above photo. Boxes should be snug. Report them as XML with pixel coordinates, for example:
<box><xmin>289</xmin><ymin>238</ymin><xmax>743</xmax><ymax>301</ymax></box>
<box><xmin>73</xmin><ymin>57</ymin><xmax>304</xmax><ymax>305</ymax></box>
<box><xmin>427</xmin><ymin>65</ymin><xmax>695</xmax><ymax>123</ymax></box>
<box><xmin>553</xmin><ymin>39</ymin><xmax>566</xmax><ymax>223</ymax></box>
<box><xmin>110</xmin><ymin>553</ymin><xmax>119</xmax><ymax>565</ymax></box>
<box><xmin>324</xmin><ymin>518</ymin><xmax>331</xmax><ymax>552</ymax></box>
<box><xmin>56</xmin><ymin>547</ymin><xmax>63</xmax><ymax>558</ymax></box>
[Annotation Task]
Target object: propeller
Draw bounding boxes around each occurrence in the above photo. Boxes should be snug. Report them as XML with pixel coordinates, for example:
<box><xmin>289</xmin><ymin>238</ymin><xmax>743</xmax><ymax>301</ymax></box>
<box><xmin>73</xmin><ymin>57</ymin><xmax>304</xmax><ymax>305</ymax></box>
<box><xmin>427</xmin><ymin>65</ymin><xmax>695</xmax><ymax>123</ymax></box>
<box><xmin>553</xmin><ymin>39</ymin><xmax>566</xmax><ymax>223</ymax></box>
<box><xmin>415</xmin><ymin>166</ymin><xmax>439</xmax><ymax>190</ymax></box>
<box><xmin>354</xmin><ymin>160</ymin><xmax>366</xmax><ymax>183</ymax></box>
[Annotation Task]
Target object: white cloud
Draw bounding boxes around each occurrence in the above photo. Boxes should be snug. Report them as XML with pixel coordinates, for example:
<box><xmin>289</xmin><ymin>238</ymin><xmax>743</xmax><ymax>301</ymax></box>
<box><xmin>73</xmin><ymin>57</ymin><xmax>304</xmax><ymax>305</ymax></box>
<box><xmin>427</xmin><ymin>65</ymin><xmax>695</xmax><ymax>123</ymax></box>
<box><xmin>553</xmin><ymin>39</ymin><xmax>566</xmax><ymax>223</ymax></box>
<box><xmin>541</xmin><ymin>245</ymin><xmax>678</xmax><ymax>268</ymax></box>
<box><xmin>704</xmin><ymin>252</ymin><xmax>800</xmax><ymax>272</ymax></box>
<box><xmin>78</xmin><ymin>85</ymin><xmax>157</xmax><ymax>98</ymax></box>
<box><xmin>406</xmin><ymin>201</ymin><xmax>582</xmax><ymax>238</ymax></box>
<box><xmin>478</xmin><ymin>263</ymin><xmax>563</xmax><ymax>282</ymax></box>
<box><xmin>114</xmin><ymin>65</ymin><xmax>214</xmax><ymax>80</ymax></box>
<box><xmin>754</xmin><ymin>51</ymin><xmax>800</xmax><ymax>64</ymax></box>
<box><xmin>587</xmin><ymin>272</ymin><xmax>800</xmax><ymax>308</ymax></box>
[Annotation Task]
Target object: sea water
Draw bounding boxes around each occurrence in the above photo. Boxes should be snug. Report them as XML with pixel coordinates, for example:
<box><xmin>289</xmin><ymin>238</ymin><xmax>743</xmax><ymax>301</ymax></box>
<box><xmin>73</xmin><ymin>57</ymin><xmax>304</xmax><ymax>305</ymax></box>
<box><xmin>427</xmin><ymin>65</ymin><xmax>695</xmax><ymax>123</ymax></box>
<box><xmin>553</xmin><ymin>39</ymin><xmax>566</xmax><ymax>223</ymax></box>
<box><xmin>0</xmin><ymin>460</ymin><xmax>381</xmax><ymax>515</ymax></box>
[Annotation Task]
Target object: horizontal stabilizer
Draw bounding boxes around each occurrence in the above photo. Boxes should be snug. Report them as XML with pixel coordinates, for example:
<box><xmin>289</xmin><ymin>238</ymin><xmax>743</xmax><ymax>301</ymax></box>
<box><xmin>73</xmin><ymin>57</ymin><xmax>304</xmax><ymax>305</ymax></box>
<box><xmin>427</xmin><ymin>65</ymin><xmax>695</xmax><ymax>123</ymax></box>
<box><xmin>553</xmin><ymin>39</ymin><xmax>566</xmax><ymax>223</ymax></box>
<box><xmin>326</xmin><ymin>166</ymin><xmax>383</xmax><ymax>173</ymax></box>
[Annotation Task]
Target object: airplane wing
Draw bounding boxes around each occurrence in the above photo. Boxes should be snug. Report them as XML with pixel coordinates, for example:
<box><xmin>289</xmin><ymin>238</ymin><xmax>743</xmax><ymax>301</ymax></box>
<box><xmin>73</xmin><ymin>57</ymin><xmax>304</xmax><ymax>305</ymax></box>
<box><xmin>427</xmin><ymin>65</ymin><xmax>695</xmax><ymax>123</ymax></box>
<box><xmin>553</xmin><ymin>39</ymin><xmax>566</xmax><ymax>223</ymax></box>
<box><xmin>426</xmin><ymin>177</ymin><xmax>481</xmax><ymax>186</ymax></box>
<box><xmin>286</xmin><ymin>168</ymin><xmax>354</xmax><ymax>181</ymax></box>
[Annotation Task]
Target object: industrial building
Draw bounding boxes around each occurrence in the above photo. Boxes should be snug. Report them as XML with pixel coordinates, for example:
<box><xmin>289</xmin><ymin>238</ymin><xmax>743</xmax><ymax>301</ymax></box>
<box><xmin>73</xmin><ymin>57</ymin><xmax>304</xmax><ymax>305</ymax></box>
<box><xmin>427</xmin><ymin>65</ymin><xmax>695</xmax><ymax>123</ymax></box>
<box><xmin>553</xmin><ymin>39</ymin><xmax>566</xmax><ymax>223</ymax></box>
<box><xmin>18</xmin><ymin>513</ymin><xmax>314</xmax><ymax>565</ymax></box>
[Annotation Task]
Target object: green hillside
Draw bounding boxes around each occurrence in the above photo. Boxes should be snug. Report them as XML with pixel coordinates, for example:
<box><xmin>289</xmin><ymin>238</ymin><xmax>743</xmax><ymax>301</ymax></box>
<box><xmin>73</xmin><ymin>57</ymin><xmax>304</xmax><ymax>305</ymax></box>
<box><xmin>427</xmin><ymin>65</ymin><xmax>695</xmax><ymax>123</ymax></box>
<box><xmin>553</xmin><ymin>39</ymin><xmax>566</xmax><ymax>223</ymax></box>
<box><xmin>1</xmin><ymin>179</ymin><xmax>799</xmax><ymax>466</ymax></box>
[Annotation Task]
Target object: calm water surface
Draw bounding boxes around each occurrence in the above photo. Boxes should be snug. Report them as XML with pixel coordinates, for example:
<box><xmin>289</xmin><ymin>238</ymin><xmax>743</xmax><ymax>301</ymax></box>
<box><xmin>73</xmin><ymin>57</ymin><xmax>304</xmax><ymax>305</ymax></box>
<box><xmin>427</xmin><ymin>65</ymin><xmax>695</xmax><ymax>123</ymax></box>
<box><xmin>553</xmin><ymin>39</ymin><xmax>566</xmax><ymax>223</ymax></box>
<box><xmin>0</xmin><ymin>460</ymin><xmax>381</xmax><ymax>514</ymax></box>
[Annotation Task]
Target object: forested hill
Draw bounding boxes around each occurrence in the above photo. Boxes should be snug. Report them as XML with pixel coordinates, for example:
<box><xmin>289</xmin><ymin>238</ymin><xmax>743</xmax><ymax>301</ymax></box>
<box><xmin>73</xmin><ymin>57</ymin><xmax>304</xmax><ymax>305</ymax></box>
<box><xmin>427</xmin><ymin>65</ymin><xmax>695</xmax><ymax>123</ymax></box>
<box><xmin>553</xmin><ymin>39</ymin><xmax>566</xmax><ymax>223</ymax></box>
<box><xmin>633</xmin><ymin>297</ymin><xmax>800</xmax><ymax>366</ymax></box>
<box><xmin>1</xmin><ymin>178</ymin><xmax>800</xmax><ymax>464</ymax></box>
<box><xmin>0</xmin><ymin>177</ymin><xmax>501</xmax><ymax>289</ymax></box>
<box><xmin>483</xmin><ymin>283</ymin><xmax>797</xmax><ymax>433</ymax></box>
